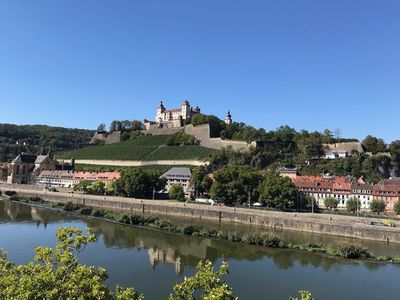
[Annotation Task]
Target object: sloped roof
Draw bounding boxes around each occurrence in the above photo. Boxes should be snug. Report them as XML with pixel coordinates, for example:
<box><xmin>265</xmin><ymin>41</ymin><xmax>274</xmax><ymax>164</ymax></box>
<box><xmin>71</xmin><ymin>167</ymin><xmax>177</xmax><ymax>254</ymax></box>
<box><xmin>13</xmin><ymin>153</ymin><xmax>37</xmax><ymax>164</ymax></box>
<box><xmin>161</xmin><ymin>167</ymin><xmax>192</xmax><ymax>179</ymax></box>
<box><xmin>35</xmin><ymin>155</ymin><xmax>49</xmax><ymax>164</ymax></box>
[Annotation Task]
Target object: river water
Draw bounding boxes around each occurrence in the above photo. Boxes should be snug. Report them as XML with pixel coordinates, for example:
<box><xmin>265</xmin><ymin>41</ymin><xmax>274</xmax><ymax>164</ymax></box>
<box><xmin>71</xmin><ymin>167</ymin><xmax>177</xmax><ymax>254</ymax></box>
<box><xmin>1</xmin><ymin>200</ymin><xmax>399</xmax><ymax>299</ymax></box>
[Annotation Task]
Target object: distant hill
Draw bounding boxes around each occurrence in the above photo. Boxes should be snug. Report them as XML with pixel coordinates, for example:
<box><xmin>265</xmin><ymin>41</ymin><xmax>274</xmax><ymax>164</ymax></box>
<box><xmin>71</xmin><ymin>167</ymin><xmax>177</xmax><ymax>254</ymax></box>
<box><xmin>0</xmin><ymin>123</ymin><xmax>94</xmax><ymax>162</ymax></box>
<box><xmin>58</xmin><ymin>134</ymin><xmax>216</xmax><ymax>161</ymax></box>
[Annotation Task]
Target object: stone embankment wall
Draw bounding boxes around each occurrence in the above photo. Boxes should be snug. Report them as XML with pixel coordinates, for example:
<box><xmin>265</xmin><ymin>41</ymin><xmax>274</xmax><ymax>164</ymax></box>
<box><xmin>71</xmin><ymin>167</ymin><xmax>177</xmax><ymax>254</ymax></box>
<box><xmin>2</xmin><ymin>184</ymin><xmax>400</xmax><ymax>243</ymax></box>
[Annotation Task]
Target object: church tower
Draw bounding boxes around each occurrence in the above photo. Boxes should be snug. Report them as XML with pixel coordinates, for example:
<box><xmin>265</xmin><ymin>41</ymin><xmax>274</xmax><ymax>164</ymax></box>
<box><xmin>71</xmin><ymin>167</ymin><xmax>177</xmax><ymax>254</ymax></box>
<box><xmin>156</xmin><ymin>101</ymin><xmax>166</xmax><ymax>123</ymax></box>
<box><xmin>181</xmin><ymin>99</ymin><xmax>190</xmax><ymax>119</ymax></box>
<box><xmin>225</xmin><ymin>110</ymin><xmax>232</xmax><ymax>125</ymax></box>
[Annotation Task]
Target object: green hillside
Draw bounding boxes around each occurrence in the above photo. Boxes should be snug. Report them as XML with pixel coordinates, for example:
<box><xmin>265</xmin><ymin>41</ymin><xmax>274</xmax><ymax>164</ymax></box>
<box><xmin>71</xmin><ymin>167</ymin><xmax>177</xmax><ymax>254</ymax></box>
<box><xmin>58</xmin><ymin>135</ymin><xmax>216</xmax><ymax>161</ymax></box>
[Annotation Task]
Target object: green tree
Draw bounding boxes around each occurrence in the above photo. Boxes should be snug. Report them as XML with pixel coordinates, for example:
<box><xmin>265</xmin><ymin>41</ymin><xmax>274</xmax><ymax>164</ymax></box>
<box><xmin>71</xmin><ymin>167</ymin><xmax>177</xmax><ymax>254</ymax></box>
<box><xmin>0</xmin><ymin>227</ymin><xmax>142</xmax><ymax>300</ymax></box>
<box><xmin>191</xmin><ymin>166</ymin><xmax>213</xmax><ymax>196</ymax></box>
<box><xmin>394</xmin><ymin>200</ymin><xmax>400</xmax><ymax>215</ymax></box>
<box><xmin>362</xmin><ymin>135</ymin><xmax>386</xmax><ymax>154</ymax></box>
<box><xmin>346</xmin><ymin>197</ymin><xmax>361</xmax><ymax>213</ymax></box>
<box><xmin>304</xmin><ymin>194</ymin><xmax>318</xmax><ymax>212</ymax></box>
<box><xmin>258</xmin><ymin>172</ymin><xmax>298</xmax><ymax>209</ymax></box>
<box><xmin>90</xmin><ymin>181</ymin><xmax>106</xmax><ymax>195</ymax></box>
<box><xmin>74</xmin><ymin>179</ymin><xmax>92</xmax><ymax>194</ymax></box>
<box><xmin>115</xmin><ymin>168</ymin><xmax>166</xmax><ymax>198</ymax></box>
<box><xmin>169</xmin><ymin>184</ymin><xmax>186</xmax><ymax>201</ymax></box>
<box><xmin>370</xmin><ymin>199</ymin><xmax>386</xmax><ymax>214</ymax></box>
<box><xmin>168</xmin><ymin>260</ymin><xmax>237</xmax><ymax>300</ymax></box>
<box><xmin>389</xmin><ymin>140</ymin><xmax>400</xmax><ymax>176</ymax></box>
<box><xmin>324</xmin><ymin>197</ymin><xmax>339</xmax><ymax>211</ymax></box>
<box><xmin>97</xmin><ymin>123</ymin><xmax>106</xmax><ymax>132</ymax></box>
<box><xmin>210</xmin><ymin>165</ymin><xmax>262</xmax><ymax>205</ymax></box>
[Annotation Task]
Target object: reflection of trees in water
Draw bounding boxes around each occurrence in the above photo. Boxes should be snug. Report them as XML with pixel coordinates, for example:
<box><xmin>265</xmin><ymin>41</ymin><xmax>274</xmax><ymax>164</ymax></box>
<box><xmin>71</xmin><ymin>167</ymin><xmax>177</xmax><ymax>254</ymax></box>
<box><xmin>0</xmin><ymin>200</ymin><xmax>73</xmax><ymax>226</ymax></box>
<box><xmin>85</xmin><ymin>218</ymin><xmax>386</xmax><ymax>273</ymax></box>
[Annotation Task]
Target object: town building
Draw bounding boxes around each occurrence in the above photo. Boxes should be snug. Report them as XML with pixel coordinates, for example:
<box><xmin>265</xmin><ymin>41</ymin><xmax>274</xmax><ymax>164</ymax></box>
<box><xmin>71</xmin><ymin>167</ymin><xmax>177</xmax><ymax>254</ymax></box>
<box><xmin>161</xmin><ymin>167</ymin><xmax>192</xmax><ymax>196</ymax></box>
<box><xmin>7</xmin><ymin>153</ymin><xmax>57</xmax><ymax>184</ymax></box>
<box><xmin>277</xmin><ymin>167</ymin><xmax>298</xmax><ymax>181</ymax></box>
<box><xmin>373</xmin><ymin>179</ymin><xmax>400</xmax><ymax>211</ymax></box>
<box><xmin>36</xmin><ymin>170</ymin><xmax>120</xmax><ymax>188</ymax></box>
<box><xmin>325</xmin><ymin>151</ymin><xmax>347</xmax><ymax>159</ymax></box>
<box><xmin>294</xmin><ymin>175</ymin><xmax>400</xmax><ymax>211</ymax></box>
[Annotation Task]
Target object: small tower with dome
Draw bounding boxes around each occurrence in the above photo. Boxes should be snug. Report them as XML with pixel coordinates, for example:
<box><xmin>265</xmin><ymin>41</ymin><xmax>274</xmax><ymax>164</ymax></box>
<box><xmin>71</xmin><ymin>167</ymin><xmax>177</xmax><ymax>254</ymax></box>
<box><xmin>225</xmin><ymin>110</ymin><xmax>232</xmax><ymax>125</ymax></box>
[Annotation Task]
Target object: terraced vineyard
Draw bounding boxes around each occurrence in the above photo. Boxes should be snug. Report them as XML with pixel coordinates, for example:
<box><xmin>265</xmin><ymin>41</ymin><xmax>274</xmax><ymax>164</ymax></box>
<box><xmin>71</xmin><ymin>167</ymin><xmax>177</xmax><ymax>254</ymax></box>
<box><xmin>58</xmin><ymin>135</ymin><xmax>216</xmax><ymax>161</ymax></box>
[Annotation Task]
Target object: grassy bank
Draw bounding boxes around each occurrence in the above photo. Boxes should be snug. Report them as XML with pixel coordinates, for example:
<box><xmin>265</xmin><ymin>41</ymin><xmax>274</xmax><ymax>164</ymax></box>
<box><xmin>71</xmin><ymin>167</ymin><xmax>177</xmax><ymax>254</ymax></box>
<box><xmin>7</xmin><ymin>196</ymin><xmax>400</xmax><ymax>264</ymax></box>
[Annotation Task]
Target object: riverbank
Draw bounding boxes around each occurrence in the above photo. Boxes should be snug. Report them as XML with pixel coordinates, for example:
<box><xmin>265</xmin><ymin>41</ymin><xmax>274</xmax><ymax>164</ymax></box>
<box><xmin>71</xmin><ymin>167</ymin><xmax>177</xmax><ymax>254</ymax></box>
<box><xmin>2</xmin><ymin>184</ymin><xmax>400</xmax><ymax>243</ymax></box>
<box><xmin>4</xmin><ymin>196</ymin><xmax>400</xmax><ymax>265</ymax></box>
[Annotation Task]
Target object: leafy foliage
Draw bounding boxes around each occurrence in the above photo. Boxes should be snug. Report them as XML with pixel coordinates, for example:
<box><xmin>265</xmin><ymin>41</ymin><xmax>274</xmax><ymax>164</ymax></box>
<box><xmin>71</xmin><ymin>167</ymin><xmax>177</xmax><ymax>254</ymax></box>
<box><xmin>0</xmin><ymin>227</ymin><xmax>142</xmax><ymax>300</ymax></box>
<box><xmin>324</xmin><ymin>197</ymin><xmax>339</xmax><ymax>210</ymax></box>
<box><xmin>191</xmin><ymin>166</ymin><xmax>213</xmax><ymax>196</ymax></box>
<box><xmin>169</xmin><ymin>184</ymin><xmax>186</xmax><ymax>201</ymax></box>
<box><xmin>114</xmin><ymin>168</ymin><xmax>167</xmax><ymax>198</ymax></box>
<box><xmin>210</xmin><ymin>165</ymin><xmax>262</xmax><ymax>205</ymax></box>
<box><xmin>166</xmin><ymin>130</ymin><xmax>199</xmax><ymax>146</ymax></box>
<box><xmin>0</xmin><ymin>123</ymin><xmax>93</xmax><ymax>162</ymax></box>
<box><xmin>258</xmin><ymin>172</ymin><xmax>298</xmax><ymax>209</ymax></box>
<box><xmin>369</xmin><ymin>199</ymin><xmax>386</xmax><ymax>214</ymax></box>
<box><xmin>362</xmin><ymin>135</ymin><xmax>386</xmax><ymax>154</ymax></box>
<box><xmin>394</xmin><ymin>200</ymin><xmax>400</xmax><ymax>215</ymax></box>
<box><xmin>168</xmin><ymin>260</ymin><xmax>237</xmax><ymax>300</ymax></box>
<box><xmin>346</xmin><ymin>197</ymin><xmax>361</xmax><ymax>213</ymax></box>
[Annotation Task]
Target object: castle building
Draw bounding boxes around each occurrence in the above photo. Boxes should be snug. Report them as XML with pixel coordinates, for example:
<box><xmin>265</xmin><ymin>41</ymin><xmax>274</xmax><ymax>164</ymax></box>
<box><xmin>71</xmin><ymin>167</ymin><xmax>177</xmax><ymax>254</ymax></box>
<box><xmin>146</xmin><ymin>100</ymin><xmax>201</xmax><ymax>129</ymax></box>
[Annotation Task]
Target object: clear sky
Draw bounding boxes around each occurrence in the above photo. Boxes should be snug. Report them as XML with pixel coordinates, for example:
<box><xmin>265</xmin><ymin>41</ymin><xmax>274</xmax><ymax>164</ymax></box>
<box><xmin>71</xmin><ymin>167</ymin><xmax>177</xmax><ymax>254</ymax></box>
<box><xmin>0</xmin><ymin>1</ymin><xmax>399</xmax><ymax>142</ymax></box>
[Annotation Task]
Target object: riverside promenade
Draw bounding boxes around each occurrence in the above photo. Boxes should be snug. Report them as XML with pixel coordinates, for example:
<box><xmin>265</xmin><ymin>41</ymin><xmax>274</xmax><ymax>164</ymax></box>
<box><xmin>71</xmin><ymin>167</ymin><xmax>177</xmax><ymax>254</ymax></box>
<box><xmin>2</xmin><ymin>183</ymin><xmax>400</xmax><ymax>243</ymax></box>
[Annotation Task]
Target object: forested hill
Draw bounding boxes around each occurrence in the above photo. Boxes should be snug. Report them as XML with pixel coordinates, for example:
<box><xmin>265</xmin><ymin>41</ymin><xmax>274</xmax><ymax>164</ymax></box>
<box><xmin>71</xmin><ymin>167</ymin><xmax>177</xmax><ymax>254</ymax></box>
<box><xmin>0</xmin><ymin>123</ymin><xmax>94</xmax><ymax>162</ymax></box>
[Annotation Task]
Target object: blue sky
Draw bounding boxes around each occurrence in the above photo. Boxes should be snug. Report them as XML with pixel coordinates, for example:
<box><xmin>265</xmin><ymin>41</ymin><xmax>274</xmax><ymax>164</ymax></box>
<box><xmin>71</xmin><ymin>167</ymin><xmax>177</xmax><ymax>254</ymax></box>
<box><xmin>0</xmin><ymin>1</ymin><xmax>399</xmax><ymax>142</ymax></box>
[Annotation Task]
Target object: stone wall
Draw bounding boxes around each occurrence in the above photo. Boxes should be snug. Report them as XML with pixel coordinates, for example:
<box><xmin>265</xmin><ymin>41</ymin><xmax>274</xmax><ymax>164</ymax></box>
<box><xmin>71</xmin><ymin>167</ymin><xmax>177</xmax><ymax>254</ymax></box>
<box><xmin>90</xmin><ymin>131</ymin><xmax>121</xmax><ymax>145</ymax></box>
<box><xmin>184</xmin><ymin>124</ymin><xmax>254</xmax><ymax>151</ymax></box>
<box><xmin>3</xmin><ymin>185</ymin><xmax>400</xmax><ymax>244</ymax></box>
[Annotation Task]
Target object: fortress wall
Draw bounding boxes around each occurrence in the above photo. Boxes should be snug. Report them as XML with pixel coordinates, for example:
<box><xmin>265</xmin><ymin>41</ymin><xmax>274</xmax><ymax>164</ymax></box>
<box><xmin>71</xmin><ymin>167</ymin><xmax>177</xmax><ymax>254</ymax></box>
<box><xmin>141</xmin><ymin>128</ymin><xmax>183</xmax><ymax>136</ymax></box>
<box><xmin>185</xmin><ymin>124</ymin><xmax>251</xmax><ymax>151</ymax></box>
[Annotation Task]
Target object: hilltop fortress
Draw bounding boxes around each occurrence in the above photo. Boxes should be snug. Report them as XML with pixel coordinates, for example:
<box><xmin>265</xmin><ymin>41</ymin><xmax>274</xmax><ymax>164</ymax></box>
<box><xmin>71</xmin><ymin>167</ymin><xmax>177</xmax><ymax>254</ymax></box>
<box><xmin>144</xmin><ymin>100</ymin><xmax>232</xmax><ymax>130</ymax></box>
<box><xmin>91</xmin><ymin>99</ymin><xmax>252</xmax><ymax>151</ymax></box>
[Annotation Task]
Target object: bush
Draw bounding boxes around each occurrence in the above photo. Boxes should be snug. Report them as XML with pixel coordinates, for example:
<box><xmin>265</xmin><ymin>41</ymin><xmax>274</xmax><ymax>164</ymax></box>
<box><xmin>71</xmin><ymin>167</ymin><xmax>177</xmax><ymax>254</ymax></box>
<box><xmin>324</xmin><ymin>197</ymin><xmax>339</xmax><ymax>210</ymax></box>
<box><xmin>63</xmin><ymin>202</ymin><xmax>81</xmax><ymax>212</ymax></box>
<box><xmin>183</xmin><ymin>225</ymin><xmax>199</xmax><ymax>235</ymax></box>
<box><xmin>333</xmin><ymin>243</ymin><xmax>371</xmax><ymax>259</ymax></box>
<box><xmin>169</xmin><ymin>184</ymin><xmax>186</xmax><ymax>201</ymax></box>
<box><xmin>346</xmin><ymin>197</ymin><xmax>361</xmax><ymax>213</ymax></box>
<box><xmin>370</xmin><ymin>199</ymin><xmax>386</xmax><ymax>214</ymax></box>
<box><xmin>91</xmin><ymin>209</ymin><xmax>106</xmax><ymax>217</ymax></box>
<box><xmin>261</xmin><ymin>235</ymin><xmax>282</xmax><ymax>248</ymax></box>
<box><xmin>227</xmin><ymin>231</ymin><xmax>242</xmax><ymax>242</ymax></box>
<box><xmin>394</xmin><ymin>201</ymin><xmax>400</xmax><ymax>215</ymax></box>
<box><xmin>80</xmin><ymin>207</ymin><xmax>93</xmax><ymax>215</ymax></box>
<box><xmin>240</xmin><ymin>233</ymin><xmax>263</xmax><ymax>245</ymax></box>
<box><xmin>118</xmin><ymin>214</ymin><xmax>131</xmax><ymax>224</ymax></box>
<box><xmin>5</xmin><ymin>191</ymin><xmax>17</xmax><ymax>196</ymax></box>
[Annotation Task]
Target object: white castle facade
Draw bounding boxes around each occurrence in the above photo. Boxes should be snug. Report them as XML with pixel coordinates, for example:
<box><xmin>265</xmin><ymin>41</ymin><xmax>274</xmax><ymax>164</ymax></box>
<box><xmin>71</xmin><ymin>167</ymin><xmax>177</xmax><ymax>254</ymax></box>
<box><xmin>144</xmin><ymin>100</ymin><xmax>232</xmax><ymax>130</ymax></box>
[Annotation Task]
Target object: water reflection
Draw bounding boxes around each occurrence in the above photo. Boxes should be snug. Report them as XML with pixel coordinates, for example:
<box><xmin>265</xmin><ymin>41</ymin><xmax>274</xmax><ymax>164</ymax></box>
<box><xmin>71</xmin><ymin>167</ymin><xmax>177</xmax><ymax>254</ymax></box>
<box><xmin>1</xmin><ymin>199</ymin><xmax>400</xmax><ymax>300</ymax></box>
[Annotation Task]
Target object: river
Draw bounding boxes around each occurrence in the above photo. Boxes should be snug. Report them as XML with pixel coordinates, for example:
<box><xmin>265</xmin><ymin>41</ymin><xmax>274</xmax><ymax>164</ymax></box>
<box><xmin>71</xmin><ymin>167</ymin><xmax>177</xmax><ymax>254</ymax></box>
<box><xmin>1</xmin><ymin>199</ymin><xmax>399</xmax><ymax>299</ymax></box>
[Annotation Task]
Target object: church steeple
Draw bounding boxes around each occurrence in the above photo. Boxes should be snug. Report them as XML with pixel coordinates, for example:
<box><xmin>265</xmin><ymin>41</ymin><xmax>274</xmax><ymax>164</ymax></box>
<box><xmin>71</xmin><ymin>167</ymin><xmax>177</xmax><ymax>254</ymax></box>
<box><xmin>225</xmin><ymin>110</ymin><xmax>232</xmax><ymax>125</ymax></box>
